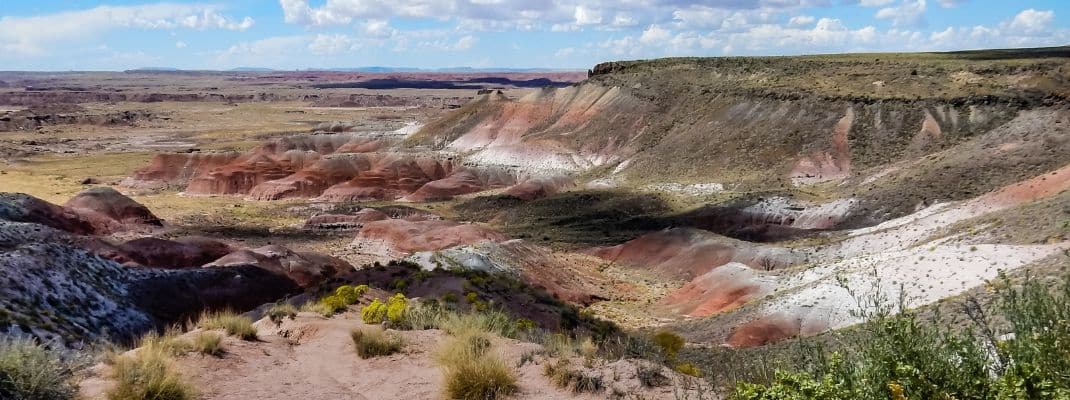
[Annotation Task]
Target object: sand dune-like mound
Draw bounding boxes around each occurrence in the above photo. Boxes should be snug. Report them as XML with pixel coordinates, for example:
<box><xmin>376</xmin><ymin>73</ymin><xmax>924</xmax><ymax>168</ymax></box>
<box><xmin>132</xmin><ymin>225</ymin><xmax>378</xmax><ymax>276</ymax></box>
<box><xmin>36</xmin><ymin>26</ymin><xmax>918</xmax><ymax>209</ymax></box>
<box><xmin>402</xmin><ymin>168</ymin><xmax>517</xmax><ymax>202</ymax></box>
<box><xmin>351</xmin><ymin>219</ymin><xmax>508</xmax><ymax>261</ymax></box>
<box><xmin>502</xmin><ymin>175</ymin><xmax>575</xmax><ymax>200</ymax></box>
<box><xmin>122</xmin><ymin>152</ymin><xmax>240</xmax><ymax>189</ymax></box>
<box><xmin>119</xmin><ymin>236</ymin><xmax>234</xmax><ymax>269</ymax></box>
<box><xmin>63</xmin><ymin>187</ymin><xmax>163</xmax><ymax>234</ymax></box>
<box><xmin>589</xmin><ymin>228</ymin><xmax>801</xmax><ymax>280</ymax></box>
<box><xmin>0</xmin><ymin>192</ymin><xmax>97</xmax><ymax>234</ymax></box>
<box><xmin>205</xmin><ymin>245</ymin><xmax>352</xmax><ymax>288</ymax></box>
<box><xmin>405</xmin><ymin>239</ymin><xmax>625</xmax><ymax>305</ymax></box>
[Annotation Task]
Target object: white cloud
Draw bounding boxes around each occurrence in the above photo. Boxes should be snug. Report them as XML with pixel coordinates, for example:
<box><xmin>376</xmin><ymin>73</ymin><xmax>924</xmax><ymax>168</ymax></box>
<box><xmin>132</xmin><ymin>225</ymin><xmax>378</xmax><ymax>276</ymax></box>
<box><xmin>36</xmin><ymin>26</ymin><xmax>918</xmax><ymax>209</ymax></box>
<box><xmin>574</xmin><ymin>6</ymin><xmax>603</xmax><ymax>26</ymax></box>
<box><xmin>277</xmin><ymin>0</ymin><xmax>819</xmax><ymax>32</ymax></box>
<box><xmin>308</xmin><ymin>34</ymin><xmax>357</xmax><ymax>55</ymax></box>
<box><xmin>875</xmin><ymin>0</ymin><xmax>927</xmax><ymax>28</ymax></box>
<box><xmin>640</xmin><ymin>25</ymin><xmax>672</xmax><ymax>45</ymax></box>
<box><xmin>936</xmin><ymin>0</ymin><xmax>964</xmax><ymax>8</ymax></box>
<box><xmin>453</xmin><ymin>35</ymin><xmax>478</xmax><ymax>50</ymax></box>
<box><xmin>1008</xmin><ymin>9</ymin><xmax>1054</xmax><ymax>34</ymax></box>
<box><xmin>0</xmin><ymin>4</ymin><xmax>254</xmax><ymax>56</ymax></box>
<box><xmin>790</xmin><ymin>15</ymin><xmax>817</xmax><ymax>26</ymax></box>
<box><xmin>175</xmin><ymin>41</ymin><xmax>187</xmax><ymax>49</ymax></box>
<box><xmin>859</xmin><ymin>0</ymin><xmax>895</xmax><ymax>7</ymax></box>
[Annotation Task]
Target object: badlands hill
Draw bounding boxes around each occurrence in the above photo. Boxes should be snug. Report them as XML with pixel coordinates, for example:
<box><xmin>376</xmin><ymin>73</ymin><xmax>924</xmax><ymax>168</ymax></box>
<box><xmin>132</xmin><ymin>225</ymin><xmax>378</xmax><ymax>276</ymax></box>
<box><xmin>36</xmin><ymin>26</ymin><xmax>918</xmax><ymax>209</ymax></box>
<box><xmin>111</xmin><ymin>46</ymin><xmax>1070</xmax><ymax>347</ymax></box>
<box><xmin>0</xmin><ymin>47</ymin><xmax>1068</xmax><ymax>399</ymax></box>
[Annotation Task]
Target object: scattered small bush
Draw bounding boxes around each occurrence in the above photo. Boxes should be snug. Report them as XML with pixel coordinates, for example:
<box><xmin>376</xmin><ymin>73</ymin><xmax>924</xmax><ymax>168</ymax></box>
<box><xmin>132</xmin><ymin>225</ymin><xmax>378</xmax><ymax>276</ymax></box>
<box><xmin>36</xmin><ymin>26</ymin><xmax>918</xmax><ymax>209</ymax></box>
<box><xmin>436</xmin><ymin>331</ymin><xmax>518</xmax><ymax>400</ymax></box>
<box><xmin>386</xmin><ymin>293</ymin><xmax>408</xmax><ymax>324</ymax></box>
<box><xmin>361</xmin><ymin>299</ymin><xmax>387</xmax><ymax>324</ymax></box>
<box><xmin>652</xmin><ymin>330</ymin><xmax>685</xmax><ymax>361</ymax></box>
<box><xmin>440</xmin><ymin>309</ymin><xmax>518</xmax><ymax>339</ymax></box>
<box><xmin>191</xmin><ymin>332</ymin><xmax>224</xmax><ymax>356</ymax></box>
<box><xmin>0</xmin><ymin>336</ymin><xmax>85</xmax><ymax>400</ymax></box>
<box><xmin>265</xmin><ymin>302</ymin><xmax>298</xmax><ymax>324</ymax></box>
<box><xmin>107</xmin><ymin>347</ymin><xmax>197</xmax><ymax>400</ymax></box>
<box><xmin>198</xmin><ymin>311</ymin><xmax>257</xmax><ymax>341</ymax></box>
<box><xmin>675</xmin><ymin>362</ymin><xmax>703</xmax><ymax>378</ymax></box>
<box><xmin>543</xmin><ymin>358</ymin><xmax>604</xmax><ymax>393</ymax></box>
<box><xmin>396</xmin><ymin>302</ymin><xmax>443</xmax><ymax>330</ymax></box>
<box><xmin>350</xmin><ymin>328</ymin><xmax>404</xmax><ymax>359</ymax></box>
<box><xmin>515</xmin><ymin>318</ymin><xmax>536</xmax><ymax>332</ymax></box>
<box><xmin>335</xmin><ymin>284</ymin><xmax>368</xmax><ymax>305</ymax></box>
<box><xmin>139</xmin><ymin>329</ymin><xmax>191</xmax><ymax>356</ymax></box>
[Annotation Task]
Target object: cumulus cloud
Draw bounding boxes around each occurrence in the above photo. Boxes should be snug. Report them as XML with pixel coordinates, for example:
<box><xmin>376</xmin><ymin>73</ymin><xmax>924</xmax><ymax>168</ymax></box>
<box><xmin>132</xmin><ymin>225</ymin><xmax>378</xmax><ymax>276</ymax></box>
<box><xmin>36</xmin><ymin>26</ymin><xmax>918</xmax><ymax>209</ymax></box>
<box><xmin>277</xmin><ymin>0</ymin><xmax>819</xmax><ymax>31</ymax></box>
<box><xmin>0</xmin><ymin>4</ymin><xmax>254</xmax><ymax>56</ymax></box>
<box><xmin>1008</xmin><ymin>9</ymin><xmax>1054</xmax><ymax>34</ymax></box>
<box><xmin>588</xmin><ymin>6</ymin><xmax>1065</xmax><ymax>63</ymax></box>
<box><xmin>875</xmin><ymin>0</ymin><xmax>927</xmax><ymax>28</ymax></box>
<box><xmin>789</xmin><ymin>15</ymin><xmax>817</xmax><ymax>26</ymax></box>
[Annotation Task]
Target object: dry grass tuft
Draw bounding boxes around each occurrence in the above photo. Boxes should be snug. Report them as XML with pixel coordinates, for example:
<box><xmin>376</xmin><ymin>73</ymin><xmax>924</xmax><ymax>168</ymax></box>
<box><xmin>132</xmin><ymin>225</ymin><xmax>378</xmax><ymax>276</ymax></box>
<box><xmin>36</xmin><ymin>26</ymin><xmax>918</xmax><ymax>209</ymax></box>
<box><xmin>191</xmin><ymin>332</ymin><xmax>225</xmax><ymax>356</ymax></box>
<box><xmin>198</xmin><ymin>310</ymin><xmax>257</xmax><ymax>341</ymax></box>
<box><xmin>106</xmin><ymin>347</ymin><xmax>197</xmax><ymax>400</ymax></box>
<box><xmin>436</xmin><ymin>331</ymin><xmax>518</xmax><ymax>400</ymax></box>
<box><xmin>350</xmin><ymin>327</ymin><xmax>404</xmax><ymax>359</ymax></box>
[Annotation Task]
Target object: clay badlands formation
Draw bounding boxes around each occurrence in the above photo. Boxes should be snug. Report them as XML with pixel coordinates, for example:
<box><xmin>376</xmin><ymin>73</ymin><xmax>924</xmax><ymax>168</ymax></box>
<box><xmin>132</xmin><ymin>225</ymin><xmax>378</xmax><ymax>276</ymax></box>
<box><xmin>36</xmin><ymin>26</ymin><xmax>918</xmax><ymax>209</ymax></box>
<box><xmin>1</xmin><ymin>47</ymin><xmax>1069</xmax><ymax>398</ymax></box>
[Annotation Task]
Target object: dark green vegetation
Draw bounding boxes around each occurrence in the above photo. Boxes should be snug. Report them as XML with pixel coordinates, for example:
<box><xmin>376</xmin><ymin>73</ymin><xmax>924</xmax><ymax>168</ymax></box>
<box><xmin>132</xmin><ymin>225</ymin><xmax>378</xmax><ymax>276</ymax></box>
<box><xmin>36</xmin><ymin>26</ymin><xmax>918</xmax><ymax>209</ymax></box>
<box><xmin>310</xmin><ymin>260</ymin><xmax>617</xmax><ymax>335</ymax></box>
<box><xmin>671</xmin><ymin>272</ymin><xmax>1070</xmax><ymax>399</ymax></box>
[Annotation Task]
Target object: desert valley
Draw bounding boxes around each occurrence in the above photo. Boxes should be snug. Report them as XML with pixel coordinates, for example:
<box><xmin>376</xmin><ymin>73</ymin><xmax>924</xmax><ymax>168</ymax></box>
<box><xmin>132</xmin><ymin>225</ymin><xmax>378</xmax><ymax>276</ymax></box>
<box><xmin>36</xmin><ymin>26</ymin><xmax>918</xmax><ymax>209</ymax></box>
<box><xmin>1</xmin><ymin>23</ymin><xmax>1070</xmax><ymax>400</ymax></box>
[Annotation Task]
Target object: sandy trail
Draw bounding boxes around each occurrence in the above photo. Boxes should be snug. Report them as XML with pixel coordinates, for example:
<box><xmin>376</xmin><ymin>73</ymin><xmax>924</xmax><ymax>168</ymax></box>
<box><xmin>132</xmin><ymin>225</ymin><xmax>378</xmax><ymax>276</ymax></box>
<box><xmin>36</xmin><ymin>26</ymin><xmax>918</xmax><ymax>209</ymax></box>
<box><xmin>81</xmin><ymin>313</ymin><xmax>696</xmax><ymax>400</ymax></box>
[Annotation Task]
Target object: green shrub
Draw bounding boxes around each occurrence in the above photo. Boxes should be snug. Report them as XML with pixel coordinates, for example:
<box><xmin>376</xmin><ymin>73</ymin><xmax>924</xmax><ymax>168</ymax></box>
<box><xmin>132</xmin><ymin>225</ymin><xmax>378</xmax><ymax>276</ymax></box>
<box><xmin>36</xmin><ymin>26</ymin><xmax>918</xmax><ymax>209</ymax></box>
<box><xmin>386</xmin><ymin>293</ymin><xmax>408</xmax><ymax>324</ymax></box>
<box><xmin>675</xmin><ymin>362</ymin><xmax>703</xmax><ymax>377</ymax></box>
<box><xmin>515</xmin><ymin>318</ymin><xmax>536</xmax><ymax>332</ymax></box>
<box><xmin>318</xmin><ymin>295</ymin><xmax>348</xmax><ymax>316</ymax></box>
<box><xmin>733</xmin><ymin>370</ymin><xmax>855</xmax><ymax>400</ymax></box>
<box><xmin>107</xmin><ymin>347</ymin><xmax>196</xmax><ymax>400</ymax></box>
<box><xmin>0</xmin><ymin>336</ymin><xmax>84</xmax><ymax>400</ymax></box>
<box><xmin>350</xmin><ymin>328</ymin><xmax>404</xmax><ymax>359</ymax></box>
<box><xmin>198</xmin><ymin>311</ymin><xmax>257</xmax><ymax>341</ymax></box>
<box><xmin>729</xmin><ymin>273</ymin><xmax>1070</xmax><ymax>400</ymax></box>
<box><xmin>652</xmin><ymin>330</ymin><xmax>685</xmax><ymax>361</ymax></box>
<box><xmin>334</xmin><ymin>285</ymin><xmax>360</xmax><ymax>305</ymax></box>
<box><xmin>361</xmin><ymin>300</ymin><xmax>387</xmax><ymax>324</ymax></box>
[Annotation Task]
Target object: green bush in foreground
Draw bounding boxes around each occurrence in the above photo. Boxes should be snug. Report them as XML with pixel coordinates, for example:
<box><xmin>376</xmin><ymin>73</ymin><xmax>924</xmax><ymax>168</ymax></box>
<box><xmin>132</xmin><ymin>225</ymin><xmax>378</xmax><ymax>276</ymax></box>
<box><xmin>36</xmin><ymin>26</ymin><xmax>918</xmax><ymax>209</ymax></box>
<box><xmin>730</xmin><ymin>274</ymin><xmax>1070</xmax><ymax>400</ymax></box>
<box><xmin>0</xmin><ymin>336</ymin><xmax>84</xmax><ymax>400</ymax></box>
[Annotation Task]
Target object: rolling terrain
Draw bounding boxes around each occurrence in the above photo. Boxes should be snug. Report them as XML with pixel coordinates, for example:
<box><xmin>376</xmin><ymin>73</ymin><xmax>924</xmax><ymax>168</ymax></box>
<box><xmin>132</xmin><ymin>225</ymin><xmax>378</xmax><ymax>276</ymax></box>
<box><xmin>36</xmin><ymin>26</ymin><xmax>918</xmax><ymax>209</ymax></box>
<box><xmin>1</xmin><ymin>47</ymin><xmax>1068</xmax><ymax>398</ymax></box>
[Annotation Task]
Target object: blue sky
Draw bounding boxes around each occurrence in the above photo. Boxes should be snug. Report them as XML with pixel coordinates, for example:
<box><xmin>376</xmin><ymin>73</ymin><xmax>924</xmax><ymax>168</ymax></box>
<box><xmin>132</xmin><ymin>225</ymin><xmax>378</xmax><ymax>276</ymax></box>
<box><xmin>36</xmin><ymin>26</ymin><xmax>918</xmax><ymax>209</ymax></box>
<box><xmin>1</xmin><ymin>1</ymin><xmax>1067</xmax><ymax>71</ymax></box>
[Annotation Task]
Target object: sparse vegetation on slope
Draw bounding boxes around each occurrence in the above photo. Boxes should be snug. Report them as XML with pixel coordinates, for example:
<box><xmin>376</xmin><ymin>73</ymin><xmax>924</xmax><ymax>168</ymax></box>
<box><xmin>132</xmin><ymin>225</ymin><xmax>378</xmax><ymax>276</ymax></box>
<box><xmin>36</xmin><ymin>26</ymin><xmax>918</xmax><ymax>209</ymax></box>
<box><xmin>0</xmin><ymin>336</ymin><xmax>86</xmax><ymax>400</ymax></box>
<box><xmin>197</xmin><ymin>311</ymin><xmax>257</xmax><ymax>341</ymax></box>
<box><xmin>730</xmin><ymin>273</ymin><xmax>1070</xmax><ymax>400</ymax></box>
